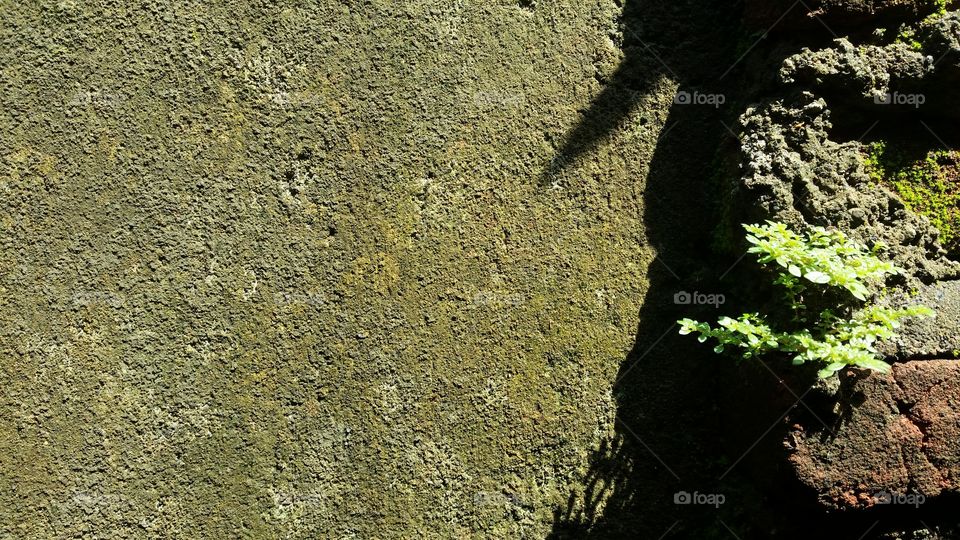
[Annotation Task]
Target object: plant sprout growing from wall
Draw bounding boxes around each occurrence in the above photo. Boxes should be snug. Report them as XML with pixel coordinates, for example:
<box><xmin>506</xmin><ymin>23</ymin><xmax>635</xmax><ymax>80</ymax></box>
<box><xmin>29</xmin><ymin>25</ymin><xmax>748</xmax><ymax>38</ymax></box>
<box><xmin>678</xmin><ymin>221</ymin><xmax>934</xmax><ymax>379</ymax></box>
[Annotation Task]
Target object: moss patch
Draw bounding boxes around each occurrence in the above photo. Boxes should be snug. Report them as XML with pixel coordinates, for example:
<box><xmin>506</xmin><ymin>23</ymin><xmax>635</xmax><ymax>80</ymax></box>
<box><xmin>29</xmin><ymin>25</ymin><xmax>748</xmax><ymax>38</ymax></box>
<box><xmin>864</xmin><ymin>141</ymin><xmax>960</xmax><ymax>252</ymax></box>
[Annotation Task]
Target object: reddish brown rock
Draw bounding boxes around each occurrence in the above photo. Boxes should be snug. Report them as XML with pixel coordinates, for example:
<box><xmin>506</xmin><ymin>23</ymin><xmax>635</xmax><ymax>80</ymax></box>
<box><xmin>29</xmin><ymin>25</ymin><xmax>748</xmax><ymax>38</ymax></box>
<box><xmin>787</xmin><ymin>360</ymin><xmax>960</xmax><ymax>509</ymax></box>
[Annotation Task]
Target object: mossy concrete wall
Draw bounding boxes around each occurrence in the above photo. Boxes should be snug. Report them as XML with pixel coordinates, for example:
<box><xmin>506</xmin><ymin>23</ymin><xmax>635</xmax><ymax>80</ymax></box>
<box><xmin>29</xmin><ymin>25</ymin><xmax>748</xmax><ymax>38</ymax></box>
<box><xmin>0</xmin><ymin>1</ymin><xmax>678</xmax><ymax>537</ymax></box>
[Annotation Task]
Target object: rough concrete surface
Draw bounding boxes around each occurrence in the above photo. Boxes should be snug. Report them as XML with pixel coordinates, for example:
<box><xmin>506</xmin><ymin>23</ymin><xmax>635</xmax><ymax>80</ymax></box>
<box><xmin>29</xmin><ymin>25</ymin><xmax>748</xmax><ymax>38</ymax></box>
<box><xmin>5</xmin><ymin>0</ymin><xmax>958</xmax><ymax>538</ymax></box>
<box><xmin>788</xmin><ymin>361</ymin><xmax>960</xmax><ymax>510</ymax></box>
<box><xmin>0</xmin><ymin>1</ymin><xmax>676</xmax><ymax>537</ymax></box>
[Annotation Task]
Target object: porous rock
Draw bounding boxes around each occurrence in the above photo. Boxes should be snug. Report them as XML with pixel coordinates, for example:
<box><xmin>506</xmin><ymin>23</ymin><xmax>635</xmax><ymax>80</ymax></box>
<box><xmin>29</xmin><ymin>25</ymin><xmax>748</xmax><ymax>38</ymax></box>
<box><xmin>744</xmin><ymin>0</ymin><xmax>953</xmax><ymax>33</ymax></box>
<box><xmin>883</xmin><ymin>279</ymin><xmax>960</xmax><ymax>358</ymax></box>
<box><xmin>730</xmin><ymin>92</ymin><xmax>958</xmax><ymax>285</ymax></box>
<box><xmin>781</xmin><ymin>12</ymin><xmax>960</xmax><ymax>118</ymax></box>
<box><xmin>787</xmin><ymin>360</ymin><xmax>960</xmax><ymax>510</ymax></box>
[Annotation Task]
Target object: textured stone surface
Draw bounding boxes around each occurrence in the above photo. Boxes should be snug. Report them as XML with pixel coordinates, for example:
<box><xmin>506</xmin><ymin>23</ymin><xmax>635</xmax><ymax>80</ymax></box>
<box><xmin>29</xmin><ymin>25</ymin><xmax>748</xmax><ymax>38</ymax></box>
<box><xmin>923</xmin><ymin>10</ymin><xmax>960</xmax><ymax>67</ymax></box>
<box><xmin>728</xmin><ymin>92</ymin><xmax>959</xmax><ymax>285</ymax></box>
<box><xmin>744</xmin><ymin>0</ymin><xmax>951</xmax><ymax>32</ymax></box>
<box><xmin>884</xmin><ymin>280</ymin><xmax>960</xmax><ymax>358</ymax></box>
<box><xmin>726</xmin><ymin>10</ymin><xmax>960</xmax><ymax>529</ymax></box>
<box><xmin>781</xmin><ymin>39</ymin><xmax>932</xmax><ymax>99</ymax></box>
<box><xmin>730</xmin><ymin>14</ymin><xmax>960</xmax><ymax>361</ymax></box>
<box><xmin>787</xmin><ymin>360</ymin><xmax>960</xmax><ymax>510</ymax></box>
<box><xmin>0</xmin><ymin>1</ymin><xmax>666</xmax><ymax>537</ymax></box>
<box><xmin>781</xmin><ymin>12</ymin><xmax>960</xmax><ymax>118</ymax></box>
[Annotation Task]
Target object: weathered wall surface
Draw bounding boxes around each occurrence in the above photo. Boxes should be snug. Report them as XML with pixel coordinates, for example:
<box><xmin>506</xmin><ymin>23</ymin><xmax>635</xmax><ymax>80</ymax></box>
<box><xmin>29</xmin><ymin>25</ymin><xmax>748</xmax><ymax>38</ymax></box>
<box><xmin>0</xmin><ymin>1</ymin><xmax>678</xmax><ymax>537</ymax></box>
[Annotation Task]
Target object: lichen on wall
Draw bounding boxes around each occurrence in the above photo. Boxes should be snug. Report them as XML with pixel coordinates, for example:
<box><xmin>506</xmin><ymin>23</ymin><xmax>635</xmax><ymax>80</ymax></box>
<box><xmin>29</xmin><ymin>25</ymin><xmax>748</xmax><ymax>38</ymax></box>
<box><xmin>0</xmin><ymin>1</ymin><xmax>676</xmax><ymax>537</ymax></box>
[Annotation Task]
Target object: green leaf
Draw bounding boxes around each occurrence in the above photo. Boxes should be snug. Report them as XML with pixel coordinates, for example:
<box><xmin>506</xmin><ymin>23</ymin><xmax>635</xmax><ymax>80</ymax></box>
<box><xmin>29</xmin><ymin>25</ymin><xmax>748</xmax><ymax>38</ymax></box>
<box><xmin>804</xmin><ymin>271</ymin><xmax>830</xmax><ymax>284</ymax></box>
<box><xmin>817</xmin><ymin>362</ymin><xmax>847</xmax><ymax>379</ymax></box>
<box><xmin>676</xmin><ymin>221</ymin><xmax>936</xmax><ymax>385</ymax></box>
<box><xmin>856</xmin><ymin>358</ymin><xmax>892</xmax><ymax>373</ymax></box>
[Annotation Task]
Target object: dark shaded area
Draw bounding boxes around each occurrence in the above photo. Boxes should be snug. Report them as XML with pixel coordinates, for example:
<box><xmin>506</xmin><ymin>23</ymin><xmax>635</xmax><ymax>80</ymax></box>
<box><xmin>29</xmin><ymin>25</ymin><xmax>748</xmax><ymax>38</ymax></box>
<box><xmin>546</xmin><ymin>1</ymin><xmax>774</xmax><ymax>537</ymax></box>
<box><xmin>542</xmin><ymin>0</ymin><xmax>742</xmax><ymax>184</ymax></box>
<box><xmin>743</xmin><ymin>0</ymin><xmax>953</xmax><ymax>36</ymax></box>
<box><xmin>547</xmin><ymin>1</ymin><xmax>960</xmax><ymax>538</ymax></box>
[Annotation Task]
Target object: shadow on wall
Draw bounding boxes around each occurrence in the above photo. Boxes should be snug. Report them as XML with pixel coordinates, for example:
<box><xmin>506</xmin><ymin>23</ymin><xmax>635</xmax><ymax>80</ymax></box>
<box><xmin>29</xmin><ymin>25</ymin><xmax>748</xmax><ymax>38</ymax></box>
<box><xmin>543</xmin><ymin>0</ymin><xmax>751</xmax><ymax>536</ymax></box>
<box><xmin>543</xmin><ymin>0</ymin><xmax>775</xmax><ymax>537</ymax></box>
<box><xmin>544</xmin><ymin>2</ymin><xmax>960</xmax><ymax>538</ymax></box>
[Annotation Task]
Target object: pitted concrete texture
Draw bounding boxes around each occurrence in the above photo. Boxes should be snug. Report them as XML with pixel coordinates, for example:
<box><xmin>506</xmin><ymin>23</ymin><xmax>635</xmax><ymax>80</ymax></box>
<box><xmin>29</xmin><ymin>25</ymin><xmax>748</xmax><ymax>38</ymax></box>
<box><xmin>0</xmin><ymin>1</ymin><xmax>673</xmax><ymax>537</ymax></box>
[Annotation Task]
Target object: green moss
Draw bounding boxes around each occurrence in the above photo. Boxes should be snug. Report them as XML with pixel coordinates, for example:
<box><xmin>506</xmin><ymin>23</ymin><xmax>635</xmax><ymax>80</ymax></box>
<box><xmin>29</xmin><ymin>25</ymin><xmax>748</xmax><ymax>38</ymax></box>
<box><xmin>932</xmin><ymin>0</ymin><xmax>951</xmax><ymax>18</ymax></box>
<box><xmin>893</xmin><ymin>25</ymin><xmax>923</xmax><ymax>50</ymax></box>
<box><xmin>892</xmin><ymin>1</ymin><xmax>950</xmax><ymax>50</ymax></box>
<box><xmin>864</xmin><ymin>141</ymin><xmax>960</xmax><ymax>250</ymax></box>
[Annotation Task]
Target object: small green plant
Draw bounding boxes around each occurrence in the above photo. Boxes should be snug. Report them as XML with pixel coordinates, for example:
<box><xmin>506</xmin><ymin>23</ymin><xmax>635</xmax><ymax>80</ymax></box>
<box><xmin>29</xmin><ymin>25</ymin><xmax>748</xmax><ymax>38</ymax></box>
<box><xmin>678</xmin><ymin>222</ymin><xmax>934</xmax><ymax>379</ymax></box>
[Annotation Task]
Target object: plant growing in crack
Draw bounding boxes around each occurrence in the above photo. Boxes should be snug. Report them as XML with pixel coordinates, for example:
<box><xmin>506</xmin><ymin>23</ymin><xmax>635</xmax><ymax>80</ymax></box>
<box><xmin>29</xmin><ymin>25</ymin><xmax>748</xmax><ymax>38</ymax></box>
<box><xmin>678</xmin><ymin>221</ymin><xmax>934</xmax><ymax>379</ymax></box>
